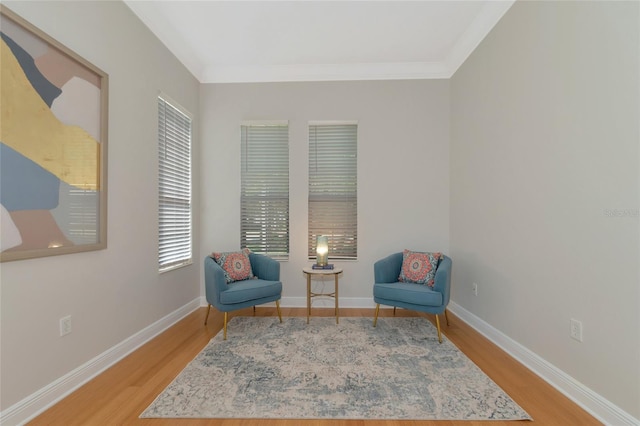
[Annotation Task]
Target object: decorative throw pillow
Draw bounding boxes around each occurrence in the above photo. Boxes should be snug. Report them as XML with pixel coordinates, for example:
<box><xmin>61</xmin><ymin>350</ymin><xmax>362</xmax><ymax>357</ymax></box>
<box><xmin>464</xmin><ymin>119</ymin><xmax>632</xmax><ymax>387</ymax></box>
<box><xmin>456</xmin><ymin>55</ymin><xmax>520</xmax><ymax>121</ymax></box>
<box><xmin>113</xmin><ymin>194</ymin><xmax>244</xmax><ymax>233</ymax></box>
<box><xmin>398</xmin><ymin>250</ymin><xmax>442</xmax><ymax>287</ymax></box>
<box><xmin>211</xmin><ymin>248</ymin><xmax>254</xmax><ymax>283</ymax></box>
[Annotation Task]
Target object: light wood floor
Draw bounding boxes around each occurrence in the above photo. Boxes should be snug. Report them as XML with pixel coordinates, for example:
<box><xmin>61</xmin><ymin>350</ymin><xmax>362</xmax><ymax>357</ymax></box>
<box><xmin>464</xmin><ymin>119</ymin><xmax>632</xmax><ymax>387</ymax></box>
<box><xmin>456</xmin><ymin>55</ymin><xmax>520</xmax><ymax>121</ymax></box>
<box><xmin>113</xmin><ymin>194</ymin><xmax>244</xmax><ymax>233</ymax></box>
<box><xmin>29</xmin><ymin>307</ymin><xmax>601</xmax><ymax>425</ymax></box>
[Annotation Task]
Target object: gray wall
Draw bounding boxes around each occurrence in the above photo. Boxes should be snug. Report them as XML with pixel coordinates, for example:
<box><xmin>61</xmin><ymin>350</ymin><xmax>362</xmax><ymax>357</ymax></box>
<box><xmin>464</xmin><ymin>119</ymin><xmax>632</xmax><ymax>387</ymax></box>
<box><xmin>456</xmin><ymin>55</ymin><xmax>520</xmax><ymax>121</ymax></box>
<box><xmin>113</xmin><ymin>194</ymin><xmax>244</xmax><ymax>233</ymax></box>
<box><xmin>200</xmin><ymin>80</ymin><xmax>450</xmax><ymax>305</ymax></box>
<box><xmin>0</xmin><ymin>1</ymin><xmax>201</xmax><ymax>411</ymax></box>
<box><xmin>450</xmin><ymin>1</ymin><xmax>639</xmax><ymax>418</ymax></box>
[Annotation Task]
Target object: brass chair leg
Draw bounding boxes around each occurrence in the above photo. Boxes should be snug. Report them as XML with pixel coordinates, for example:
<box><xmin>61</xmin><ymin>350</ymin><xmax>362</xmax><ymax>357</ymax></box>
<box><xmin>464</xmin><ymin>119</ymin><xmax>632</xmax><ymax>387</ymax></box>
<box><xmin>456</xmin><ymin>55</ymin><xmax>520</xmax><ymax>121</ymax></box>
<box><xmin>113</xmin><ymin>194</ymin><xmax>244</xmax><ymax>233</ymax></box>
<box><xmin>435</xmin><ymin>314</ymin><xmax>442</xmax><ymax>343</ymax></box>
<box><xmin>204</xmin><ymin>304</ymin><xmax>211</xmax><ymax>325</ymax></box>
<box><xmin>393</xmin><ymin>306</ymin><xmax>397</xmax><ymax>316</ymax></box>
<box><xmin>373</xmin><ymin>304</ymin><xmax>380</xmax><ymax>327</ymax></box>
<box><xmin>223</xmin><ymin>312</ymin><xmax>228</xmax><ymax>340</ymax></box>
<box><xmin>276</xmin><ymin>300</ymin><xmax>282</xmax><ymax>323</ymax></box>
<box><xmin>444</xmin><ymin>309</ymin><xmax>450</xmax><ymax>326</ymax></box>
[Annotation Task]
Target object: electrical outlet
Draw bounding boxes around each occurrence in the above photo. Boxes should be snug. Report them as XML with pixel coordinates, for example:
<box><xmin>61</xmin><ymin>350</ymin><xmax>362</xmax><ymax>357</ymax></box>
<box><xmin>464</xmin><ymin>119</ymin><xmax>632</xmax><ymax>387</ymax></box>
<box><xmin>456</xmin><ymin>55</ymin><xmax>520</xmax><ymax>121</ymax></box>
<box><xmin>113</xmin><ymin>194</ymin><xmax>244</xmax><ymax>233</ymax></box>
<box><xmin>570</xmin><ymin>318</ymin><xmax>582</xmax><ymax>342</ymax></box>
<box><xmin>60</xmin><ymin>315</ymin><xmax>72</xmax><ymax>337</ymax></box>
<box><xmin>472</xmin><ymin>282</ymin><xmax>478</xmax><ymax>296</ymax></box>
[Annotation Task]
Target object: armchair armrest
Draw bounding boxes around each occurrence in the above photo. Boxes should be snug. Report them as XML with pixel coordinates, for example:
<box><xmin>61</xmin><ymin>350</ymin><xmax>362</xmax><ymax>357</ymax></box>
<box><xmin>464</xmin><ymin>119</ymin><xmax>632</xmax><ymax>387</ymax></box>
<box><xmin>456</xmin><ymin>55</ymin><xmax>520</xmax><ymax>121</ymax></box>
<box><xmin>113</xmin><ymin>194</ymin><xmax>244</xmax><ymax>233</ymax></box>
<box><xmin>249</xmin><ymin>253</ymin><xmax>280</xmax><ymax>281</ymax></box>
<box><xmin>433</xmin><ymin>255</ymin><xmax>452</xmax><ymax>306</ymax></box>
<box><xmin>204</xmin><ymin>256</ymin><xmax>227</xmax><ymax>307</ymax></box>
<box><xmin>374</xmin><ymin>252</ymin><xmax>403</xmax><ymax>283</ymax></box>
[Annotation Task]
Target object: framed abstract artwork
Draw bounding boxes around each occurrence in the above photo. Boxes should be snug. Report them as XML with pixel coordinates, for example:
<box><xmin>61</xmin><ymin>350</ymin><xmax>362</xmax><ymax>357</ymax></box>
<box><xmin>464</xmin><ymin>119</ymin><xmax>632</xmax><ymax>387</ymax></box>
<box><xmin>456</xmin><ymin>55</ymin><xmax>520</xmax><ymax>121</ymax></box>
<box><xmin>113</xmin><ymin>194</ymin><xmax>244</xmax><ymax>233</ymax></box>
<box><xmin>0</xmin><ymin>5</ymin><xmax>108</xmax><ymax>262</ymax></box>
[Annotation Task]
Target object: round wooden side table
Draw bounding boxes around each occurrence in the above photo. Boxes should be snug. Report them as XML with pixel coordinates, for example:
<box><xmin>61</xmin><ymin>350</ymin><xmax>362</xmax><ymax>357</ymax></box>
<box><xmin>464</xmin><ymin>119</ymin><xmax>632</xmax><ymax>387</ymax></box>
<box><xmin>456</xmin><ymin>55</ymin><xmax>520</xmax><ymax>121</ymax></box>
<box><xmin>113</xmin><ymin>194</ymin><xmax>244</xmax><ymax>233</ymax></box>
<box><xmin>302</xmin><ymin>267</ymin><xmax>343</xmax><ymax>324</ymax></box>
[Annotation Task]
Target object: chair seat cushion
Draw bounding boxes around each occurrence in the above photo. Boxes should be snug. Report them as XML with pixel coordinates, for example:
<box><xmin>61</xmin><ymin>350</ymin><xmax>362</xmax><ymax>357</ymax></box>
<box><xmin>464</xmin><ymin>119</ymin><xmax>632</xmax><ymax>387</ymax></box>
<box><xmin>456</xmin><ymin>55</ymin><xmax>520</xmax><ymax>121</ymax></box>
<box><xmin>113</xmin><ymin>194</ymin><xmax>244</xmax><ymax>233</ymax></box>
<box><xmin>374</xmin><ymin>282</ymin><xmax>443</xmax><ymax>307</ymax></box>
<box><xmin>220</xmin><ymin>279</ymin><xmax>282</xmax><ymax>305</ymax></box>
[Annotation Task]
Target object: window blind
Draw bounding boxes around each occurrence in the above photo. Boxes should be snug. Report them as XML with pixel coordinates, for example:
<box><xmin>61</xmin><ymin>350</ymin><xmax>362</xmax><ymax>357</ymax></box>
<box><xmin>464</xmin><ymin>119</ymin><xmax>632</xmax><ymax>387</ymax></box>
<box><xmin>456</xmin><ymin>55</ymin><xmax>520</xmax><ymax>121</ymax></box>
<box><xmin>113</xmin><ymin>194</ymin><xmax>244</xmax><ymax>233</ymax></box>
<box><xmin>241</xmin><ymin>123</ymin><xmax>289</xmax><ymax>258</ymax></box>
<box><xmin>158</xmin><ymin>96</ymin><xmax>192</xmax><ymax>272</ymax></box>
<box><xmin>308</xmin><ymin>123</ymin><xmax>357</xmax><ymax>259</ymax></box>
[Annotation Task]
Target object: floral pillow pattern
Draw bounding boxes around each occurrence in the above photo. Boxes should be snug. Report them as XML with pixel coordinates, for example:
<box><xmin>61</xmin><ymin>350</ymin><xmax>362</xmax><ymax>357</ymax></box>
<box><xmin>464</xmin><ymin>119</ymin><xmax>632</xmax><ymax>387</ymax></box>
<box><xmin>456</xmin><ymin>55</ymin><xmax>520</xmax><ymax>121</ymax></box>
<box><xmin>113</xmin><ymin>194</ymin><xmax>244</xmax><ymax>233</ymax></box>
<box><xmin>398</xmin><ymin>250</ymin><xmax>442</xmax><ymax>287</ymax></box>
<box><xmin>211</xmin><ymin>248</ymin><xmax>254</xmax><ymax>283</ymax></box>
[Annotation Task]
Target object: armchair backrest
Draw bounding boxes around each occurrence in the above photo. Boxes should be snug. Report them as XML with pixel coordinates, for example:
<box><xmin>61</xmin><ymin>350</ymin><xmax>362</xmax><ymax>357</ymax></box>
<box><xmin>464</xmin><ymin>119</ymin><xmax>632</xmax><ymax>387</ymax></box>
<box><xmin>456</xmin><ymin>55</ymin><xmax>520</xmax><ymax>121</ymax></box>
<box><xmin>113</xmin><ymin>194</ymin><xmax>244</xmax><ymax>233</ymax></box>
<box><xmin>204</xmin><ymin>256</ymin><xmax>227</xmax><ymax>308</ymax></box>
<box><xmin>374</xmin><ymin>252</ymin><xmax>404</xmax><ymax>283</ymax></box>
<box><xmin>249</xmin><ymin>252</ymin><xmax>280</xmax><ymax>281</ymax></box>
<box><xmin>433</xmin><ymin>255</ymin><xmax>452</xmax><ymax>307</ymax></box>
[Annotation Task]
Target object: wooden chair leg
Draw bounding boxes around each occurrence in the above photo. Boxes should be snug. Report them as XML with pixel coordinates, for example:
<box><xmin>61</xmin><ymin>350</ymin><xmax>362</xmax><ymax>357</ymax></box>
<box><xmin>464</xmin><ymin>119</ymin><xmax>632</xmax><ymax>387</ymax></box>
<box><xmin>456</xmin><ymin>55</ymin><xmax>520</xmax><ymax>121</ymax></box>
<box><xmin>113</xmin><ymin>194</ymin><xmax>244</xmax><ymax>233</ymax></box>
<box><xmin>276</xmin><ymin>300</ymin><xmax>282</xmax><ymax>323</ymax></box>
<box><xmin>223</xmin><ymin>312</ymin><xmax>228</xmax><ymax>340</ymax></box>
<box><xmin>253</xmin><ymin>306</ymin><xmax>256</xmax><ymax>315</ymax></box>
<box><xmin>204</xmin><ymin>304</ymin><xmax>211</xmax><ymax>325</ymax></box>
<box><xmin>393</xmin><ymin>306</ymin><xmax>397</xmax><ymax>316</ymax></box>
<box><xmin>444</xmin><ymin>309</ymin><xmax>450</xmax><ymax>326</ymax></box>
<box><xmin>373</xmin><ymin>304</ymin><xmax>380</xmax><ymax>327</ymax></box>
<box><xmin>435</xmin><ymin>314</ymin><xmax>442</xmax><ymax>343</ymax></box>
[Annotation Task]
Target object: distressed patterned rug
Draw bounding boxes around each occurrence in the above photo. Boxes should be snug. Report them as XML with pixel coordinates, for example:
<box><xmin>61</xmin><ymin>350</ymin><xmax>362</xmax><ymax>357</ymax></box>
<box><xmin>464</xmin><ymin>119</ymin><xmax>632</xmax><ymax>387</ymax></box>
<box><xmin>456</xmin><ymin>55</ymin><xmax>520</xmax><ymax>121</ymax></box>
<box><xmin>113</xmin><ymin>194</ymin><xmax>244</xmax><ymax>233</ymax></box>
<box><xmin>141</xmin><ymin>316</ymin><xmax>531</xmax><ymax>420</ymax></box>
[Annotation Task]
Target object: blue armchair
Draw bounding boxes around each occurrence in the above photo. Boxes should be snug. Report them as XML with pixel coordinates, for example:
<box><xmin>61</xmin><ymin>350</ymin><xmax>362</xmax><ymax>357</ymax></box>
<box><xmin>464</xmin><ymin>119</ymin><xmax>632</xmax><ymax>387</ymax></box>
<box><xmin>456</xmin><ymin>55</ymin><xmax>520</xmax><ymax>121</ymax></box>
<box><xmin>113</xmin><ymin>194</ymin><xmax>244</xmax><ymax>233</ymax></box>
<box><xmin>373</xmin><ymin>253</ymin><xmax>452</xmax><ymax>343</ymax></box>
<box><xmin>204</xmin><ymin>253</ymin><xmax>282</xmax><ymax>339</ymax></box>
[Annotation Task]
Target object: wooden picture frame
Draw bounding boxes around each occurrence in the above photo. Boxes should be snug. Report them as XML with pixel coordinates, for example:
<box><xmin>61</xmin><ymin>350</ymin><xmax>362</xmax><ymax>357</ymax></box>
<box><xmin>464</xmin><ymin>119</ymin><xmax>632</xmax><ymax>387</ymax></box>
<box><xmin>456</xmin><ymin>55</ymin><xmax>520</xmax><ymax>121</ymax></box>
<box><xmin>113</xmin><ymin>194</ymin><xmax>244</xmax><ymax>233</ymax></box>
<box><xmin>0</xmin><ymin>5</ymin><xmax>108</xmax><ymax>262</ymax></box>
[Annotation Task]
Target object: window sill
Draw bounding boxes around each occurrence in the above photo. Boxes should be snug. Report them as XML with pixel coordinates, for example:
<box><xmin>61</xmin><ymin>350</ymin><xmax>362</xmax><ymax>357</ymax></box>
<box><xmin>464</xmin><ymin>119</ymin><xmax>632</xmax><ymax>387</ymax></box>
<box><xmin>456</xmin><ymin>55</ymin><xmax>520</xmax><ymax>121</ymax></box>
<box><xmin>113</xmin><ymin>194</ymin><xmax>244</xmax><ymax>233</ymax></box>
<box><xmin>159</xmin><ymin>259</ymin><xmax>193</xmax><ymax>274</ymax></box>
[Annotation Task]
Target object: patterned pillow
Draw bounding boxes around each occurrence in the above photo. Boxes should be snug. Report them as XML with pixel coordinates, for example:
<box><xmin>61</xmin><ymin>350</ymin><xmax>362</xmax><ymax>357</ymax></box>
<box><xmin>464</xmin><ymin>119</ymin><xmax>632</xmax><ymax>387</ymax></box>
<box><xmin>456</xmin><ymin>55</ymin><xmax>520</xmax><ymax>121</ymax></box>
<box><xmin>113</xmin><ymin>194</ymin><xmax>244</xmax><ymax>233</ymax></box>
<box><xmin>211</xmin><ymin>248</ymin><xmax>254</xmax><ymax>283</ymax></box>
<box><xmin>398</xmin><ymin>250</ymin><xmax>442</xmax><ymax>287</ymax></box>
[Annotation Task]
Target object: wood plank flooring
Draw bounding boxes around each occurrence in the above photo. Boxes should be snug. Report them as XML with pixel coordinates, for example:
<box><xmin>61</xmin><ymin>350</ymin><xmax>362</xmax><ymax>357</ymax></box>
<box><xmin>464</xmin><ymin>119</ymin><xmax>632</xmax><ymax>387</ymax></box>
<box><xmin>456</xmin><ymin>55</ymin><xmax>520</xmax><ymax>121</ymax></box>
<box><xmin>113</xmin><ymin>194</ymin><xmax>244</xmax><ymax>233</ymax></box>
<box><xmin>28</xmin><ymin>307</ymin><xmax>601</xmax><ymax>425</ymax></box>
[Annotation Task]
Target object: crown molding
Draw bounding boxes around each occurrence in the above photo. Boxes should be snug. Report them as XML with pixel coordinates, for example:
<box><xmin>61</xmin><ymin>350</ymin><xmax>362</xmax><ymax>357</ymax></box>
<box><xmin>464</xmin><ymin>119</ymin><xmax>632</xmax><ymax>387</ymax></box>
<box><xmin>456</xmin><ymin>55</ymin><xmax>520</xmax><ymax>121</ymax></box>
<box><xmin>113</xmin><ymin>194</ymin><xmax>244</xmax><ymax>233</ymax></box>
<box><xmin>127</xmin><ymin>0</ymin><xmax>516</xmax><ymax>84</ymax></box>
<box><xmin>200</xmin><ymin>1</ymin><xmax>515</xmax><ymax>84</ymax></box>
<box><xmin>445</xmin><ymin>0</ymin><xmax>515</xmax><ymax>75</ymax></box>
<box><xmin>200</xmin><ymin>61</ymin><xmax>450</xmax><ymax>84</ymax></box>
<box><xmin>124</xmin><ymin>0</ymin><xmax>204</xmax><ymax>81</ymax></box>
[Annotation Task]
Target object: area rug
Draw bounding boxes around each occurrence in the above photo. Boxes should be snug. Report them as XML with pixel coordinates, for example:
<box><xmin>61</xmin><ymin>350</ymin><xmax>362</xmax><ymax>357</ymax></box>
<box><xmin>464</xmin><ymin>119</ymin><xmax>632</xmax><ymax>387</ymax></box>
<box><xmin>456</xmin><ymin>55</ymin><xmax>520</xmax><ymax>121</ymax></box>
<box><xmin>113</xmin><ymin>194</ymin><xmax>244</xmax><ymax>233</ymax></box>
<box><xmin>141</xmin><ymin>316</ymin><xmax>532</xmax><ymax>420</ymax></box>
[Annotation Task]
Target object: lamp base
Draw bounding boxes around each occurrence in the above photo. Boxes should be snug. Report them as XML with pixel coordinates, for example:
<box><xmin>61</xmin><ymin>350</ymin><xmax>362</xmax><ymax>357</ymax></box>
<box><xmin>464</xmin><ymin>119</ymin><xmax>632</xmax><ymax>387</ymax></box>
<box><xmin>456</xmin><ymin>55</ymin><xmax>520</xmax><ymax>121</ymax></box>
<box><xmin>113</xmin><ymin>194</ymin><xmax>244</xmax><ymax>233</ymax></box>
<box><xmin>312</xmin><ymin>263</ymin><xmax>334</xmax><ymax>270</ymax></box>
<box><xmin>316</xmin><ymin>252</ymin><xmax>328</xmax><ymax>266</ymax></box>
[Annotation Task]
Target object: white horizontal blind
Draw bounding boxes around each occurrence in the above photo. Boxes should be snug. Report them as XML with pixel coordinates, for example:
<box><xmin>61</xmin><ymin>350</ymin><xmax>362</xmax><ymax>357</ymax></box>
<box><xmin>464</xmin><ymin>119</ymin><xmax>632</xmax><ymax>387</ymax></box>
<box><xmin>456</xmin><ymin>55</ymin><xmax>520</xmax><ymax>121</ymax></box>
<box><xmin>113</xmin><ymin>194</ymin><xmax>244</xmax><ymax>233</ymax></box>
<box><xmin>308</xmin><ymin>123</ymin><xmax>357</xmax><ymax>259</ymax></box>
<box><xmin>158</xmin><ymin>96</ymin><xmax>192</xmax><ymax>271</ymax></box>
<box><xmin>241</xmin><ymin>124</ymin><xmax>289</xmax><ymax>258</ymax></box>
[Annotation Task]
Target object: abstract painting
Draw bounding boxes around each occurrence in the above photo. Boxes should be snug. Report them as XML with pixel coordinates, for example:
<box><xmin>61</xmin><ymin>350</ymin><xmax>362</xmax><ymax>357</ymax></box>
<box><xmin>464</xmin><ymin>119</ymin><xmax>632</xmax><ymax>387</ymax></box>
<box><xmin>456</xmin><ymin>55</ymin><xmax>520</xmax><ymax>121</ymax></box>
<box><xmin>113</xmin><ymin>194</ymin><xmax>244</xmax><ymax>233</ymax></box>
<box><xmin>0</xmin><ymin>5</ymin><xmax>108</xmax><ymax>262</ymax></box>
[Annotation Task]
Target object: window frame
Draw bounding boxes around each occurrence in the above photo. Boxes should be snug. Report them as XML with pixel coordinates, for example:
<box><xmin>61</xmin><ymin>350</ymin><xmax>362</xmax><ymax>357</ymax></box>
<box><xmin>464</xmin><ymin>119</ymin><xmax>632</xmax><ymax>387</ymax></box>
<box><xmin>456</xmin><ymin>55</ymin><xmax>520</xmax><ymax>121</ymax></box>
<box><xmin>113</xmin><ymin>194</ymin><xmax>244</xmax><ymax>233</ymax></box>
<box><xmin>240</xmin><ymin>120</ymin><xmax>290</xmax><ymax>260</ymax></box>
<box><xmin>308</xmin><ymin>121</ymin><xmax>358</xmax><ymax>261</ymax></box>
<box><xmin>158</xmin><ymin>93</ymin><xmax>193</xmax><ymax>273</ymax></box>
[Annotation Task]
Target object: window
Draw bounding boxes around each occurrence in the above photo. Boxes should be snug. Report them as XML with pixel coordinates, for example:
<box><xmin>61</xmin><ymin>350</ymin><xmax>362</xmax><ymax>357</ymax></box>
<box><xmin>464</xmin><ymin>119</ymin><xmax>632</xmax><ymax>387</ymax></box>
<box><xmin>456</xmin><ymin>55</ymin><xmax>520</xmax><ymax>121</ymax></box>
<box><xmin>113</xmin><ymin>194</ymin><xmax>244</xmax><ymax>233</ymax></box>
<box><xmin>158</xmin><ymin>95</ymin><xmax>192</xmax><ymax>272</ymax></box>
<box><xmin>308</xmin><ymin>122</ymin><xmax>357</xmax><ymax>260</ymax></box>
<box><xmin>241</xmin><ymin>122</ymin><xmax>289</xmax><ymax>258</ymax></box>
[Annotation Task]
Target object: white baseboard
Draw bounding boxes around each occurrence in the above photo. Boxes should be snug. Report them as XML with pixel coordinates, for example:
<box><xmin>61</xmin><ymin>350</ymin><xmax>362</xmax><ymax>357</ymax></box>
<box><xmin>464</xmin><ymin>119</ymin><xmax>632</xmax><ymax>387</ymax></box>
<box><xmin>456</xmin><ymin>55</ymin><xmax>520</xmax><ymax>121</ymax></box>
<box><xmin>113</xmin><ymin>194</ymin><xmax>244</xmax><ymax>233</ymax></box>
<box><xmin>0</xmin><ymin>298</ymin><xmax>202</xmax><ymax>426</ymax></box>
<box><xmin>448</xmin><ymin>301</ymin><xmax>639</xmax><ymax>426</ymax></box>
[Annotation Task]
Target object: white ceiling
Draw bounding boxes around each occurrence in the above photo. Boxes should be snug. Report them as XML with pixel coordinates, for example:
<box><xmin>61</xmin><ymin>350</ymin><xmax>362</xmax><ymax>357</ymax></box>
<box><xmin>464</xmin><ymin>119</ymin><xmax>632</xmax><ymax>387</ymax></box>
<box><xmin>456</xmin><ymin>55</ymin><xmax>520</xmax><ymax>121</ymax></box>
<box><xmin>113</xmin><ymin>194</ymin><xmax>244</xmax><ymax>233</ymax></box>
<box><xmin>124</xmin><ymin>1</ymin><xmax>514</xmax><ymax>83</ymax></box>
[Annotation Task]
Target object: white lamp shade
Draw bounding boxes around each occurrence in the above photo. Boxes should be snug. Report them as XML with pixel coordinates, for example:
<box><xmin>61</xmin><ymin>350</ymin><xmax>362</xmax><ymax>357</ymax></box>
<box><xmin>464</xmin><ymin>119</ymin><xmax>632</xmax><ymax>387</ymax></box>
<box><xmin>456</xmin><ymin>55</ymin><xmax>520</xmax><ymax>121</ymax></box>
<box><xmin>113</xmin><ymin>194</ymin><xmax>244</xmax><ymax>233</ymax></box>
<box><xmin>316</xmin><ymin>235</ymin><xmax>328</xmax><ymax>266</ymax></box>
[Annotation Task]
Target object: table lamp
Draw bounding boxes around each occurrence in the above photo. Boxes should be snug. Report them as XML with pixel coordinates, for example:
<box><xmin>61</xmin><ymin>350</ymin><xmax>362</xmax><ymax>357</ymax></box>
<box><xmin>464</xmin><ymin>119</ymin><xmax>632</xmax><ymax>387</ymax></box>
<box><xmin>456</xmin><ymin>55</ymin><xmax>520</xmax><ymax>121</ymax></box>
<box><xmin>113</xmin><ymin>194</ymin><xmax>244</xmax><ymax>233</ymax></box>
<box><xmin>316</xmin><ymin>235</ymin><xmax>328</xmax><ymax>266</ymax></box>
